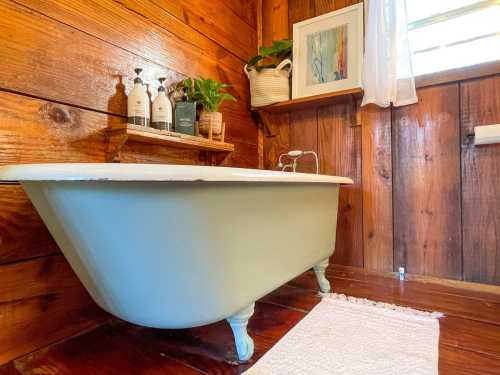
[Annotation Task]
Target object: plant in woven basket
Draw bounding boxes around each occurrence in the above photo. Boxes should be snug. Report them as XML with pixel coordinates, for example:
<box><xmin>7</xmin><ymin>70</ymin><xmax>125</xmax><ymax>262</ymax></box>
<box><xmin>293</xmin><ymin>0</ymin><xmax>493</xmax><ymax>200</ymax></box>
<box><xmin>244</xmin><ymin>40</ymin><xmax>293</xmax><ymax>107</ymax></box>
<box><xmin>247</xmin><ymin>39</ymin><xmax>293</xmax><ymax>71</ymax></box>
<box><xmin>186</xmin><ymin>77</ymin><xmax>236</xmax><ymax>138</ymax></box>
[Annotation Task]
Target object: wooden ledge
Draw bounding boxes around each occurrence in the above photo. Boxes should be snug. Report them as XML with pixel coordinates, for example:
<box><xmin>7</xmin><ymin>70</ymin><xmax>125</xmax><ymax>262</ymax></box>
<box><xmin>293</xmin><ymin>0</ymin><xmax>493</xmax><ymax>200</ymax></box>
<box><xmin>251</xmin><ymin>88</ymin><xmax>363</xmax><ymax>113</ymax></box>
<box><xmin>107</xmin><ymin>124</ymin><xmax>234</xmax><ymax>162</ymax></box>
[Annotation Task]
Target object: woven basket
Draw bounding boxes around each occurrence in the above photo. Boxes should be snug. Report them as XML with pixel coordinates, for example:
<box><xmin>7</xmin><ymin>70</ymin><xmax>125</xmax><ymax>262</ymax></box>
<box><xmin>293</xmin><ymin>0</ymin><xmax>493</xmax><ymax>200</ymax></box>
<box><xmin>198</xmin><ymin>111</ymin><xmax>223</xmax><ymax>136</ymax></box>
<box><xmin>244</xmin><ymin>59</ymin><xmax>292</xmax><ymax>107</ymax></box>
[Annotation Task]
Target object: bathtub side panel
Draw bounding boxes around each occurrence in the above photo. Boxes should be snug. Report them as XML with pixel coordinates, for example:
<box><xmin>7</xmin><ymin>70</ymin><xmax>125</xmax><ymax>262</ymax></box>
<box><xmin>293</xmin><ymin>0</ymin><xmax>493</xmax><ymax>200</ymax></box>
<box><xmin>23</xmin><ymin>181</ymin><xmax>340</xmax><ymax>328</ymax></box>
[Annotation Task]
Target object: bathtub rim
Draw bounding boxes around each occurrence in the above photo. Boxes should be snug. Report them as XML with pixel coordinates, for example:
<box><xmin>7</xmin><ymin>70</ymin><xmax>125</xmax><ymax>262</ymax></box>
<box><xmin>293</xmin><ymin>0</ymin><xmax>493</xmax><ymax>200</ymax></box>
<box><xmin>0</xmin><ymin>163</ymin><xmax>353</xmax><ymax>184</ymax></box>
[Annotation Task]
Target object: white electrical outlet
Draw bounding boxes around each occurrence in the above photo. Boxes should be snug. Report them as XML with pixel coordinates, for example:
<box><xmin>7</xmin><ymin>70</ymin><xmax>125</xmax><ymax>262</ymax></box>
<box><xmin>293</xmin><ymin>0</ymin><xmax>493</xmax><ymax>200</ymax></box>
<box><xmin>398</xmin><ymin>267</ymin><xmax>405</xmax><ymax>281</ymax></box>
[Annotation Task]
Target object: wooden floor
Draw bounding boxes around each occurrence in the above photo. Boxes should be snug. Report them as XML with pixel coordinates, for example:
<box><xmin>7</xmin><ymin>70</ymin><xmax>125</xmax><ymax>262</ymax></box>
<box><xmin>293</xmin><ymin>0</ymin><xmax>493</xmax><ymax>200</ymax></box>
<box><xmin>1</xmin><ymin>265</ymin><xmax>500</xmax><ymax>374</ymax></box>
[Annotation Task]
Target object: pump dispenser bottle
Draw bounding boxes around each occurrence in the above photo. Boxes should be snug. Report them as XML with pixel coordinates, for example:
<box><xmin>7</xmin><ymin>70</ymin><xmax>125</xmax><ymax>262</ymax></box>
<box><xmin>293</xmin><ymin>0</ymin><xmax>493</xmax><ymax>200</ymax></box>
<box><xmin>151</xmin><ymin>77</ymin><xmax>173</xmax><ymax>131</ymax></box>
<box><xmin>127</xmin><ymin>68</ymin><xmax>150</xmax><ymax>127</ymax></box>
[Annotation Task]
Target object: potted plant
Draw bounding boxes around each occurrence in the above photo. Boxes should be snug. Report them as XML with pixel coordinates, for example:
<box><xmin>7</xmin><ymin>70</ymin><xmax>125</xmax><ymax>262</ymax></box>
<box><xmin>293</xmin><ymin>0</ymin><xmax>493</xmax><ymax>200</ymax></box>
<box><xmin>244</xmin><ymin>39</ymin><xmax>293</xmax><ymax>107</ymax></box>
<box><xmin>187</xmin><ymin>77</ymin><xmax>236</xmax><ymax>140</ymax></box>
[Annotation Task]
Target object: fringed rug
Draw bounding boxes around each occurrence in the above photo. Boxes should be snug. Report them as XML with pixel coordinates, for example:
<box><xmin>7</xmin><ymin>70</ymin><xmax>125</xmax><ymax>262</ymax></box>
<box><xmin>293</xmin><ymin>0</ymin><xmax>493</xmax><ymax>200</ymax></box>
<box><xmin>245</xmin><ymin>294</ymin><xmax>442</xmax><ymax>375</ymax></box>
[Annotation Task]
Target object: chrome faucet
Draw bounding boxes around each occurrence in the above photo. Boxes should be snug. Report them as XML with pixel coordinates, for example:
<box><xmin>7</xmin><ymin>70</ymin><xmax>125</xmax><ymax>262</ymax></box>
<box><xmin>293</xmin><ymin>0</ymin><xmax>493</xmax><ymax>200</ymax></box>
<box><xmin>277</xmin><ymin>150</ymin><xmax>320</xmax><ymax>174</ymax></box>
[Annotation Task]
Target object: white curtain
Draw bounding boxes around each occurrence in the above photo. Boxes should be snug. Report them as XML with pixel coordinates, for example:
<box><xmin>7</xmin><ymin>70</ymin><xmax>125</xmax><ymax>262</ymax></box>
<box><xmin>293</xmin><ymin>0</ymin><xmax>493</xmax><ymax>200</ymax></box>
<box><xmin>361</xmin><ymin>0</ymin><xmax>418</xmax><ymax>107</ymax></box>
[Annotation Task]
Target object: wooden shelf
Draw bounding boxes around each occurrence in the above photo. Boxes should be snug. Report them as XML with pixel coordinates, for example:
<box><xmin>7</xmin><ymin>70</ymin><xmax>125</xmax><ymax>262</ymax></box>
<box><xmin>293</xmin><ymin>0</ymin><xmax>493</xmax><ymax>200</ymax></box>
<box><xmin>107</xmin><ymin>124</ymin><xmax>234</xmax><ymax>162</ymax></box>
<box><xmin>251</xmin><ymin>88</ymin><xmax>363</xmax><ymax>113</ymax></box>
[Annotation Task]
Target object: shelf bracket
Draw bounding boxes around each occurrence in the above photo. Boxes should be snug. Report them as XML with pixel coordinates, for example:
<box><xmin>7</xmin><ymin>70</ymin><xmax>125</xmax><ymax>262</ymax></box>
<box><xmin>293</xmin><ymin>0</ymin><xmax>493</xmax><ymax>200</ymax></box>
<box><xmin>106</xmin><ymin>128</ymin><xmax>128</xmax><ymax>163</ymax></box>
<box><xmin>347</xmin><ymin>94</ymin><xmax>361</xmax><ymax>127</ymax></box>
<box><xmin>251</xmin><ymin>111</ymin><xmax>276</xmax><ymax>137</ymax></box>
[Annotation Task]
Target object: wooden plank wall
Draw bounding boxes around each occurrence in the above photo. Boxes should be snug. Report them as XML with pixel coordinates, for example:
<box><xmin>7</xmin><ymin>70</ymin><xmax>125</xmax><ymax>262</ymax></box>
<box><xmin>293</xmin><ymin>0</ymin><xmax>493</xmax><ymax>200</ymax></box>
<box><xmin>0</xmin><ymin>0</ymin><xmax>258</xmax><ymax>364</ymax></box>
<box><xmin>262</xmin><ymin>0</ymin><xmax>500</xmax><ymax>285</ymax></box>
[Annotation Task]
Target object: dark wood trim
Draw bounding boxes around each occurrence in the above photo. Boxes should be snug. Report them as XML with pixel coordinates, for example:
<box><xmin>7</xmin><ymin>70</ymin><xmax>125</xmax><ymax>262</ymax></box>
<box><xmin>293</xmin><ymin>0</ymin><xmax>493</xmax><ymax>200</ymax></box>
<box><xmin>415</xmin><ymin>60</ymin><xmax>500</xmax><ymax>88</ymax></box>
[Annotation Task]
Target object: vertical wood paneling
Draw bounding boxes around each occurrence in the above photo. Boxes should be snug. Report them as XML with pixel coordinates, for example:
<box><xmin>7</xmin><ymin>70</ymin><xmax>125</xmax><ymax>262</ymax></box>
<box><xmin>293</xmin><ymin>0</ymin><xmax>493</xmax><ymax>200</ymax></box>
<box><xmin>289</xmin><ymin>109</ymin><xmax>318</xmax><ymax>173</ymax></box>
<box><xmin>261</xmin><ymin>0</ymin><xmax>499</xmax><ymax>285</ymax></box>
<box><xmin>318</xmin><ymin>105</ymin><xmax>363</xmax><ymax>267</ymax></box>
<box><xmin>361</xmin><ymin>105</ymin><xmax>393</xmax><ymax>272</ymax></box>
<box><xmin>461</xmin><ymin>76</ymin><xmax>500</xmax><ymax>285</ymax></box>
<box><xmin>314</xmin><ymin>0</ymin><xmax>361</xmax><ymax>14</ymax></box>
<box><xmin>288</xmin><ymin>0</ymin><xmax>315</xmax><ymax>35</ymax></box>
<box><xmin>262</xmin><ymin>0</ymin><xmax>289</xmax><ymax>45</ymax></box>
<box><xmin>260</xmin><ymin>0</ymin><xmax>290</xmax><ymax>171</ymax></box>
<box><xmin>393</xmin><ymin>84</ymin><xmax>462</xmax><ymax>279</ymax></box>
<box><xmin>263</xmin><ymin>113</ymin><xmax>291</xmax><ymax>170</ymax></box>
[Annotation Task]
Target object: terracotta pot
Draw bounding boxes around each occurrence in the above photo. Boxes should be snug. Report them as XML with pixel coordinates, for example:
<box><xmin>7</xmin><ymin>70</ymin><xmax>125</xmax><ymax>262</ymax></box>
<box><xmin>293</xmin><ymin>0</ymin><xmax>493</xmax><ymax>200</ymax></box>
<box><xmin>199</xmin><ymin>111</ymin><xmax>223</xmax><ymax>136</ymax></box>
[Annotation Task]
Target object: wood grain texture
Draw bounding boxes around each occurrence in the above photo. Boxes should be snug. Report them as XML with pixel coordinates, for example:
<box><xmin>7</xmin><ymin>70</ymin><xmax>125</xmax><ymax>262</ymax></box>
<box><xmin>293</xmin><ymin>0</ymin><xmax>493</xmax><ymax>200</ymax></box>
<box><xmin>318</xmin><ymin>104</ymin><xmax>363</xmax><ymax>267</ymax></box>
<box><xmin>0</xmin><ymin>255</ymin><xmax>109</xmax><ymax>365</ymax></box>
<box><xmin>288</xmin><ymin>0</ymin><xmax>315</xmax><ymax>35</ymax></box>
<box><xmin>3</xmin><ymin>0</ymin><xmax>259</xmax><ymax>152</ymax></box>
<box><xmin>361</xmin><ymin>105</ymin><xmax>393</xmax><ymax>272</ymax></box>
<box><xmin>0</xmin><ymin>0</ymin><xmax>260</xmax><ymax>366</ymax></box>
<box><xmin>253</xmin><ymin>89</ymin><xmax>363</xmax><ymax>113</ymax></box>
<box><xmin>260</xmin><ymin>0</ymin><xmax>500</xmax><ymax>284</ymax></box>
<box><xmin>461</xmin><ymin>75</ymin><xmax>500</xmax><ymax>285</ymax></box>
<box><xmin>262</xmin><ymin>0</ymin><xmax>290</xmax><ymax>45</ymax></box>
<box><xmin>0</xmin><ymin>185</ymin><xmax>57</xmax><ymax>264</ymax></box>
<box><xmin>289</xmin><ymin>108</ymin><xmax>318</xmax><ymax>173</ymax></box>
<box><xmin>3</xmin><ymin>264</ymin><xmax>500</xmax><ymax>374</ymax></box>
<box><xmin>393</xmin><ymin>84</ymin><xmax>462</xmax><ymax>279</ymax></box>
<box><xmin>314</xmin><ymin>0</ymin><xmax>361</xmax><ymax>14</ymax></box>
<box><xmin>5</xmin><ymin>0</ymin><xmax>258</xmax><ymax>148</ymax></box>
<box><xmin>149</xmin><ymin>0</ymin><xmax>257</xmax><ymax>61</ymax></box>
<box><xmin>262</xmin><ymin>112</ymin><xmax>291</xmax><ymax>170</ymax></box>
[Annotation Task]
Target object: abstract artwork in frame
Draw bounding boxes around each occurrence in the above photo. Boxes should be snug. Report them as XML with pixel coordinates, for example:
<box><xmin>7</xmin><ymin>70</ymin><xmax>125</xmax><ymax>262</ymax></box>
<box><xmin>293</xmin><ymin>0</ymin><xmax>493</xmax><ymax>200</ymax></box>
<box><xmin>292</xmin><ymin>4</ymin><xmax>363</xmax><ymax>99</ymax></box>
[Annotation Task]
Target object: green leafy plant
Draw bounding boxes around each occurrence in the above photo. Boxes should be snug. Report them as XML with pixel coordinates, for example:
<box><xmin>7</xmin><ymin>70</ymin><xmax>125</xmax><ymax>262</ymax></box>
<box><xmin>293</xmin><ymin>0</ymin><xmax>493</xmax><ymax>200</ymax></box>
<box><xmin>247</xmin><ymin>39</ymin><xmax>293</xmax><ymax>71</ymax></box>
<box><xmin>173</xmin><ymin>78</ymin><xmax>195</xmax><ymax>100</ymax></box>
<box><xmin>182</xmin><ymin>77</ymin><xmax>236</xmax><ymax>112</ymax></box>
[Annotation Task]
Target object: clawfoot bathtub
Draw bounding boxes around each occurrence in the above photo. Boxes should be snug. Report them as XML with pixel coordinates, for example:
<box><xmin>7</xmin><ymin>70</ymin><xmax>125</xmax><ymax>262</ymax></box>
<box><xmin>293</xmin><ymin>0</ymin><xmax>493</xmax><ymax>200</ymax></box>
<box><xmin>0</xmin><ymin>164</ymin><xmax>352</xmax><ymax>361</ymax></box>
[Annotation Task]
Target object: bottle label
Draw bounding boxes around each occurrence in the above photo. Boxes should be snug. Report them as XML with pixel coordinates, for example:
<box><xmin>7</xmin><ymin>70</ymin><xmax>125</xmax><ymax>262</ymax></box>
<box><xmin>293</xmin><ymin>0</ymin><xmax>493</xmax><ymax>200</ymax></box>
<box><xmin>151</xmin><ymin>121</ymin><xmax>172</xmax><ymax>131</ymax></box>
<box><xmin>128</xmin><ymin>117</ymin><xmax>150</xmax><ymax>126</ymax></box>
<box><xmin>132</xmin><ymin>99</ymin><xmax>149</xmax><ymax>117</ymax></box>
<box><xmin>153</xmin><ymin>106</ymin><xmax>171</xmax><ymax>122</ymax></box>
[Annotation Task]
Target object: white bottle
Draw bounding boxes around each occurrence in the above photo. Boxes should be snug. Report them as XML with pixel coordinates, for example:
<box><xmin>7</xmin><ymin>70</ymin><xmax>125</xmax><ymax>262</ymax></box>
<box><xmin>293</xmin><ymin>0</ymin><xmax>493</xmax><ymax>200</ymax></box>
<box><xmin>127</xmin><ymin>68</ymin><xmax>150</xmax><ymax>127</ymax></box>
<box><xmin>151</xmin><ymin>77</ymin><xmax>173</xmax><ymax>131</ymax></box>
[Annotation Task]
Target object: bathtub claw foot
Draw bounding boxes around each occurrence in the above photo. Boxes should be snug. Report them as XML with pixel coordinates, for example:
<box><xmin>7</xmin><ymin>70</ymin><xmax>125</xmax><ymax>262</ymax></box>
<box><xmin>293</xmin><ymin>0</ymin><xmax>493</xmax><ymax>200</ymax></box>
<box><xmin>227</xmin><ymin>303</ymin><xmax>255</xmax><ymax>361</ymax></box>
<box><xmin>313</xmin><ymin>258</ymin><xmax>331</xmax><ymax>293</ymax></box>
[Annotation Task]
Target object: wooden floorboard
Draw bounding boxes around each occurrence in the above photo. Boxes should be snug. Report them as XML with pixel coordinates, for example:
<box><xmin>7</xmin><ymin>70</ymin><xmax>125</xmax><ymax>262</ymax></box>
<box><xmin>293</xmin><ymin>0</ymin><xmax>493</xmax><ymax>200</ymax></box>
<box><xmin>1</xmin><ymin>265</ymin><xmax>500</xmax><ymax>374</ymax></box>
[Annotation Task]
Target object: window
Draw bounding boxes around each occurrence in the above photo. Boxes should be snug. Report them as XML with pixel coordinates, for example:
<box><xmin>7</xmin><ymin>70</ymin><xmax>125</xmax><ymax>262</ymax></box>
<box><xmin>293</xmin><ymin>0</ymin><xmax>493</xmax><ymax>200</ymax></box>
<box><xmin>406</xmin><ymin>0</ymin><xmax>500</xmax><ymax>76</ymax></box>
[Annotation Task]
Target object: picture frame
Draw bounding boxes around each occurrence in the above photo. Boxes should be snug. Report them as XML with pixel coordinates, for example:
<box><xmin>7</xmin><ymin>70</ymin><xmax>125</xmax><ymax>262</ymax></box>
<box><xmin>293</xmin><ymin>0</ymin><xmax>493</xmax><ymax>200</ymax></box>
<box><xmin>292</xmin><ymin>3</ymin><xmax>364</xmax><ymax>99</ymax></box>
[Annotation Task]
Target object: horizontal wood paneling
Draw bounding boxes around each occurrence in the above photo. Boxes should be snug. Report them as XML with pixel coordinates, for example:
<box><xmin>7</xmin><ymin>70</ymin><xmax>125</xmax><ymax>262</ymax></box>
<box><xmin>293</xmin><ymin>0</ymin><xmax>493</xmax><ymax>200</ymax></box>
<box><xmin>0</xmin><ymin>256</ymin><xmax>109</xmax><ymax>364</ymax></box>
<box><xmin>2</xmin><ymin>0</ymin><xmax>258</xmax><ymax>147</ymax></box>
<box><xmin>150</xmin><ymin>0</ymin><xmax>257</xmax><ymax>61</ymax></box>
<box><xmin>0</xmin><ymin>0</ymin><xmax>259</xmax><ymax>365</ymax></box>
<box><xmin>461</xmin><ymin>76</ymin><xmax>500</xmax><ymax>285</ymax></box>
<box><xmin>0</xmin><ymin>185</ymin><xmax>57</xmax><ymax>264</ymax></box>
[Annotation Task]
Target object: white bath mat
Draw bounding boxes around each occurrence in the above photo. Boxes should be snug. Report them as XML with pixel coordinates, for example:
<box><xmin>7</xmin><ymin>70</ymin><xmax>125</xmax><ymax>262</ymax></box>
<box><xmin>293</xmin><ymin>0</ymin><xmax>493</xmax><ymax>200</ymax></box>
<box><xmin>245</xmin><ymin>294</ymin><xmax>442</xmax><ymax>375</ymax></box>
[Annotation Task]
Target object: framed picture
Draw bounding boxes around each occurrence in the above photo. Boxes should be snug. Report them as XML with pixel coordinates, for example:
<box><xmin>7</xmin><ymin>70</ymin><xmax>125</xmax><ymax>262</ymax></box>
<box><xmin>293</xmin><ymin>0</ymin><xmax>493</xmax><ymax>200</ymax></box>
<box><xmin>292</xmin><ymin>4</ymin><xmax>363</xmax><ymax>99</ymax></box>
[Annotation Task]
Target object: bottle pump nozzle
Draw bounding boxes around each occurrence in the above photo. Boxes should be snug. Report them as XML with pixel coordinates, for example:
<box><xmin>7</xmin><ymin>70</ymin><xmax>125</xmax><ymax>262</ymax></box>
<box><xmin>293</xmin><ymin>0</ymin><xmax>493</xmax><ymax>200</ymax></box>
<box><xmin>158</xmin><ymin>77</ymin><xmax>166</xmax><ymax>92</ymax></box>
<box><xmin>133</xmin><ymin>68</ymin><xmax>143</xmax><ymax>84</ymax></box>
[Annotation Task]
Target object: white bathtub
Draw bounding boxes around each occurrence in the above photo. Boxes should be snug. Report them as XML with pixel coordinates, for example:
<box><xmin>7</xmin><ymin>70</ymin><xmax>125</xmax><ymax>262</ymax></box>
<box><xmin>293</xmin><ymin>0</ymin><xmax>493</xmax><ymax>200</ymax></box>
<box><xmin>0</xmin><ymin>163</ymin><xmax>352</xmax><ymax>361</ymax></box>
